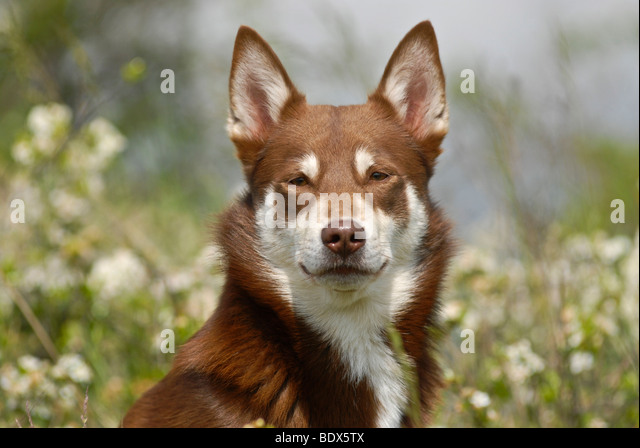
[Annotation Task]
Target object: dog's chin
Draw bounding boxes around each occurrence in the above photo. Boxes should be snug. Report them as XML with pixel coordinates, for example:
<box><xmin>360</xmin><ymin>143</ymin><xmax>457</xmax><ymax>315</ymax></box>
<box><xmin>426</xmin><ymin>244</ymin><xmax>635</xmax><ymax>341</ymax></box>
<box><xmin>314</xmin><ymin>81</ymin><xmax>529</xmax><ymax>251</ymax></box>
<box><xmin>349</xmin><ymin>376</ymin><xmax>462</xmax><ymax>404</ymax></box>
<box><xmin>300</xmin><ymin>261</ymin><xmax>388</xmax><ymax>292</ymax></box>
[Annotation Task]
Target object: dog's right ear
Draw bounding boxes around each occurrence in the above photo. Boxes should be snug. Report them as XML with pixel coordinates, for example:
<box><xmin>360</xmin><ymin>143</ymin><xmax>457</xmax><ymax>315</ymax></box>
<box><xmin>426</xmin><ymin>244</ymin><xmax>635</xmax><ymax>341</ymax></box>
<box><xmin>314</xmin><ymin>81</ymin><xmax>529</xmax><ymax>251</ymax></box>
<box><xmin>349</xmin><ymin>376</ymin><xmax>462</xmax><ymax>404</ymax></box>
<box><xmin>227</xmin><ymin>26</ymin><xmax>304</xmax><ymax>176</ymax></box>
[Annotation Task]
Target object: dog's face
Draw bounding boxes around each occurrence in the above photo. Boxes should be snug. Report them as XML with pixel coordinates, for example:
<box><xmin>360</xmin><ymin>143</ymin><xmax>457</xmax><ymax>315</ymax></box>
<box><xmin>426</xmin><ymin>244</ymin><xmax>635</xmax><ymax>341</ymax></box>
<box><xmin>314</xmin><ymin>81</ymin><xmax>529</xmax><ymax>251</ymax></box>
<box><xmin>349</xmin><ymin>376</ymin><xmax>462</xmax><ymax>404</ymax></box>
<box><xmin>252</xmin><ymin>105</ymin><xmax>430</xmax><ymax>300</ymax></box>
<box><xmin>227</xmin><ymin>23</ymin><xmax>448</xmax><ymax>311</ymax></box>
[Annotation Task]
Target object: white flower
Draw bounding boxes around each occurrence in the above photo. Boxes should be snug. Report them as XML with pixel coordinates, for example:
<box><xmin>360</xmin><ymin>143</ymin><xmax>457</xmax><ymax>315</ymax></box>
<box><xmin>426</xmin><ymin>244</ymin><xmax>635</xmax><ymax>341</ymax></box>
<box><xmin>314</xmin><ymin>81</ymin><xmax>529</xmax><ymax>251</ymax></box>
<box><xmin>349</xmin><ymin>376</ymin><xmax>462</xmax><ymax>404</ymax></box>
<box><xmin>64</xmin><ymin>117</ymin><xmax>126</xmax><ymax>173</ymax></box>
<box><xmin>594</xmin><ymin>314</ymin><xmax>618</xmax><ymax>336</ymax></box>
<box><xmin>33</xmin><ymin>133</ymin><xmax>57</xmax><ymax>156</ymax></box>
<box><xmin>26</xmin><ymin>103</ymin><xmax>72</xmax><ymax>156</ymax></box>
<box><xmin>21</xmin><ymin>255</ymin><xmax>81</xmax><ymax>293</ymax></box>
<box><xmin>623</xmin><ymin>231</ymin><xmax>639</xmax><ymax>287</ymax></box>
<box><xmin>32</xmin><ymin>403</ymin><xmax>52</xmax><ymax>419</ymax></box>
<box><xmin>58</xmin><ymin>384</ymin><xmax>77</xmax><ymax>408</ymax></box>
<box><xmin>166</xmin><ymin>270</ymin><xmax>195</xmax><ymax>294</ymax></box>
<box><xmin>505</xmin><ymin>339</ymin><xmax>545</xmax><ymax>382</ymax></box>
<box><xmin>52</xmin><ymin>354</ymin><xmax>92</xmax><ymax>383</ymax></box>
<box><xmin>443</xmin><ymin>300</ymin><xmax>464</xmax><ymax>322</ymax></box>
<box><xmin>18</xmin><ymin>355</ymin><xmax>46</xmax><ymax>372</ymax></box>
<box><xmin>27</xmin><ymin>103</ymin><xmax>71</xmax><ymax>135</ymax></box>
<box><xmin>569</xmin><ymin>351</ymin><xmax>594</xmax><ymax>375</ymax></box>
<box><xmin>0</xmin><ymin>365</ymin><xmax>20</xmax><ymax>392</ymax></box>
<box><xmin>86</xmin><ymin>117</ymin><xmax>127</xmax><ymax>169</ymax></box>
<box><xmin>443</xmin><ymin>367</ymin><xmax>455</xmax><ymax>382</ymax></box>
<box><xmin>87</xmin><ymin>248</ymin><xmax>148</xmax><ymax>300</ymax></box>
<box><xmin>567</xmin><ymin>330</ymin><xmax>583</xmax><ymax>348</ymax></box>
<box><xmin>469</xmin><ymin>390</ymin><xmax>491</xmax><ymax>409</ymax></box>
<box><xmin>456</xmin><ymin>247</ymin><xmax>496</xmax><ymax>274</ymax></box>
<box><xmin>38</xmin><ymin>377</ymin><xmax>57</xmax><ymax>398</ymax></box>
<box><xmin>462</xmin><ymin>308</ymin><xmax>481</xmax><ymax>329</ymax></box>
<box><xmin>621</xmin><ymin>230</ymin><xmax>639</xmax><ymax>340</ymax></box>
<box><xmin>588</xmin><ymin>417</ymin><xmax>608</xmax><ymax>428</ymax></box>
<box><xmin>14</xmin><ymin>375</ymin><xmax>31</xmax><ymax>396</ymax></box>
<box><xmin>596</xmin><ymin>234</ymin><xmax>630</xmax><ymax>265</ymax></box>
<box><xmin>11</xmin><ymin>140</ymin><xmax>35</xmax><ymax>165</ymax></box>
<box><xmin>49</xmin><ymin>189</ymin><xmax>90</xmax><ymax>222</ymax></box>
<box><xmin>566</xmin><ymin>234</ymin><xmax>593</xmax><ymax>260</ymax></box>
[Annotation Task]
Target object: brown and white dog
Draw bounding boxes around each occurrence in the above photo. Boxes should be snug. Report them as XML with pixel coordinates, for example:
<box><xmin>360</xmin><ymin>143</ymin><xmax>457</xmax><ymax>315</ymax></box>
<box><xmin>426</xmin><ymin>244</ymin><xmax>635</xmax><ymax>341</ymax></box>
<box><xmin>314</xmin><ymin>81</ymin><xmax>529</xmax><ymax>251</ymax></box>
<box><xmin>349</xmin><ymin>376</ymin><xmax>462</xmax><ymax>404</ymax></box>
<box><xmin>123</xmin><ymin>20</ymin><xmax>452</xmax><ymax>428</ymax></box>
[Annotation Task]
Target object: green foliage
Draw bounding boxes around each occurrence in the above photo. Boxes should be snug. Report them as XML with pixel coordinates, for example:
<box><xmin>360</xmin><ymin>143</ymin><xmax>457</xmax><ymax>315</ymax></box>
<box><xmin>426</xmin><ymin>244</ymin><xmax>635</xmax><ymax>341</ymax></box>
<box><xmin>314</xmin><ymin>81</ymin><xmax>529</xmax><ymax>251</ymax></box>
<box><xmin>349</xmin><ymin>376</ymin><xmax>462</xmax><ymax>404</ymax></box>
<box><xmin>0</xmin><ymin>0</ymin><xmax>637</xmax><ymax>429</ymax></box>
<box><xmin>121</xmin><ymin>58</ymin><xmax>147</xmax><ymax>84</ymax></box>
<box><xmin>564</xmin><ymin>137</ymin><xmax>639</xmax><ymax>235</ymax></box>
<box><xmin>434</xmin><ymin>229</ymin><xmax>639</xmax><ymax>427</ymax></box>
<box><xmin>0</xmin><ymin>103</ymin><xmax>221</xmax><ymax>427</ymax></box>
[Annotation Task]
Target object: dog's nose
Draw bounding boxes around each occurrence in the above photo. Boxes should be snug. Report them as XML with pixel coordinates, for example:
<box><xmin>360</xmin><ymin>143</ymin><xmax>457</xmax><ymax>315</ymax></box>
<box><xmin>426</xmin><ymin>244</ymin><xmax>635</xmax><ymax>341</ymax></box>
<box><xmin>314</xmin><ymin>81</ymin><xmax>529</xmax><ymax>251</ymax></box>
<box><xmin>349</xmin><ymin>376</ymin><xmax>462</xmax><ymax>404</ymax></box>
<box><xmin>321</xmin><ymin>221</ymin><xmax>365</xmax><ymax>257</ymax></box>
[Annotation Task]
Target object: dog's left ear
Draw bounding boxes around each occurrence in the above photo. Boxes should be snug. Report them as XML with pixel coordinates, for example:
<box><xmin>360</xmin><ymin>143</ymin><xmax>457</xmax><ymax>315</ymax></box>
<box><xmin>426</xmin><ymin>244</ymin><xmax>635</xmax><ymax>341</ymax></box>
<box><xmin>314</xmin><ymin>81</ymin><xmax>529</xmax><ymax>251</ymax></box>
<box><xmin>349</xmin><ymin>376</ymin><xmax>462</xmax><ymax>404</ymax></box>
<box><xmin>227</xmin><ymin>26</ymin><xmax>305</xmax><ymax>177</ymax></box>
<box><xmin>371</xmin><ymin>21</ymin><xmax>448</xmax><ymax>156</ymax></box>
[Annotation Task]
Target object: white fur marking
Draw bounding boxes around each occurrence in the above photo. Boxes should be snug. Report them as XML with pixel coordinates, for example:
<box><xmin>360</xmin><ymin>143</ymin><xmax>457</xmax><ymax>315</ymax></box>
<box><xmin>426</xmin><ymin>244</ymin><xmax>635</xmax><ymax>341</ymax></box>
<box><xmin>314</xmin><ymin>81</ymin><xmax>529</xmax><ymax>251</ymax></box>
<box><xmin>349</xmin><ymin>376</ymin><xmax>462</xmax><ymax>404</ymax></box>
<box><xmin>254</xmin><ymin>186</ymin><xmax>295</xmax><ymax>304</ymax></box>
<box><xmin>355</xmin><ymin>147</ymin><xmax>375</xmax><ymax>178</ymax></box>
<box><xmin>299</xmin><ymin>154</ymin><xmax>319</xmax><ymax>181</ymax></box>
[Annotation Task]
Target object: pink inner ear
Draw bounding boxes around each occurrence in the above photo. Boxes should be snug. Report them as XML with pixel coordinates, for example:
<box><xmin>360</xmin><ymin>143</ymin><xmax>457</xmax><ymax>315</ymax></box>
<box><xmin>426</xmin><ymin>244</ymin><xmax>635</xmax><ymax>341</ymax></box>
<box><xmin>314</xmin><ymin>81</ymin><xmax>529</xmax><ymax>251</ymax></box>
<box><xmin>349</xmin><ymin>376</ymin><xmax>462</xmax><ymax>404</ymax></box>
<box><xmin>404</xmin><ymin>76</ymin><xmax>429</xmax><ymax>138</ymax></box>
<box><xmin>247</xmin><ymin>80</ymin><xmax>273</xmax><ymax>138</ymax></box>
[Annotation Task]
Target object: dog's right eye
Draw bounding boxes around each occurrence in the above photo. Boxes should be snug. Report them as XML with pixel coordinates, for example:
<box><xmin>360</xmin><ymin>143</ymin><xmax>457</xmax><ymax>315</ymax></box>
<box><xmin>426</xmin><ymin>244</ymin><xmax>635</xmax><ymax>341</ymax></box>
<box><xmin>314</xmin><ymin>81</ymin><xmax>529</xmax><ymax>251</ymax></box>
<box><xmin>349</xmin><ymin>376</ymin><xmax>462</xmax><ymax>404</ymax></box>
<box><xmin>289</xmin><ymin>177</ymin><xmax>308</xmax><ymax>186</ymax></box>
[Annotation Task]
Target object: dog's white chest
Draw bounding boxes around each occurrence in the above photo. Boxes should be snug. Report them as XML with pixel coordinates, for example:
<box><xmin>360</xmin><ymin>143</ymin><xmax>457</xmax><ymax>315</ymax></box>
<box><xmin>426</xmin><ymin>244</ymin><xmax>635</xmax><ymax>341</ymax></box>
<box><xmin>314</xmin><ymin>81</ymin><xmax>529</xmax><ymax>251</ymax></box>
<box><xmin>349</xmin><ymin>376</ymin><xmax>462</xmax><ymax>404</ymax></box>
<box><xmin>356</xmin><ymin>334</ymin><xmax>408</xmax><ymax>428</ymax></box>
<box><xmin>297</xmin><ymin>295</ymin><xmax>408</xmax><ymax>427</ymax></box>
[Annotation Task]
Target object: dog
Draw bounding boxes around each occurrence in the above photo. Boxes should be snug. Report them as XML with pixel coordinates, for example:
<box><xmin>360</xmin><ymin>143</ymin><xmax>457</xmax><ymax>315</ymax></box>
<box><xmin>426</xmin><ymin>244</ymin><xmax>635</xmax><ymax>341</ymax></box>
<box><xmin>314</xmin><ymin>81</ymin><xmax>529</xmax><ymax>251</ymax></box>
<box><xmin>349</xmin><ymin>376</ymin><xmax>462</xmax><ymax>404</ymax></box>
<box><xmin>123</xmin><ymin>20</ymin><xmax>452</xmax><ymax>428</ymax></box>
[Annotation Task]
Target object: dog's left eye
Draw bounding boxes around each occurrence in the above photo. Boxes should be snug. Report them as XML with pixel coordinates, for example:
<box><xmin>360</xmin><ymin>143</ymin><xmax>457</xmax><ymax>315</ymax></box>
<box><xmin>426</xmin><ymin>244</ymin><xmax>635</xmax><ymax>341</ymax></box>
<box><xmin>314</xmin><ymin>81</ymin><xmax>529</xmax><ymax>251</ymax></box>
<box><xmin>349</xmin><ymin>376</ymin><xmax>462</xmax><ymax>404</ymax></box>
<box><xmin>289</xmin><ymin>177</ymin><xmax>308</xmax><ymax>186</ymax></box>
<box><xmin>370</xmin><ymin>172</ymin><xmax>389</xmax><ymax>181</ymax></box>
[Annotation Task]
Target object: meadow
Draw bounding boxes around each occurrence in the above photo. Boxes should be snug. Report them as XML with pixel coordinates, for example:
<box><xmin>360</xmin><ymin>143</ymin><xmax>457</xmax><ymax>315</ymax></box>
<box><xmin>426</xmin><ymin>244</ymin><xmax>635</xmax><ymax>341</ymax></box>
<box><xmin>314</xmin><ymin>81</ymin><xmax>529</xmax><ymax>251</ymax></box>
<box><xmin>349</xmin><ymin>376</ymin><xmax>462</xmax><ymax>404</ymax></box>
<box><xmin>0</xmin><ymin>1</ymin><xmax>637</xmax><ymax>428</ymax></box>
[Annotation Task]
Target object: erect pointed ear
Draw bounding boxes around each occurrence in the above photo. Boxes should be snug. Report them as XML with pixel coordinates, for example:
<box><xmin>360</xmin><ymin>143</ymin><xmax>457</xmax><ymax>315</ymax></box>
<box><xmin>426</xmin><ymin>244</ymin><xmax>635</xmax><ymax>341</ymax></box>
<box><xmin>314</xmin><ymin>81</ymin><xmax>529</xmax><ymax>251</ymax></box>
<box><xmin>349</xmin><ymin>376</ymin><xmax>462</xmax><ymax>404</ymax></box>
<box><xmin>227</xmin><ymin>26</ymin><xmax>305</xmax><ymax>175</ymax></box>
<box><xmin>371</xmin><ymin>21</ymin><xmax>448</xmax><ymax>151</ymax></box>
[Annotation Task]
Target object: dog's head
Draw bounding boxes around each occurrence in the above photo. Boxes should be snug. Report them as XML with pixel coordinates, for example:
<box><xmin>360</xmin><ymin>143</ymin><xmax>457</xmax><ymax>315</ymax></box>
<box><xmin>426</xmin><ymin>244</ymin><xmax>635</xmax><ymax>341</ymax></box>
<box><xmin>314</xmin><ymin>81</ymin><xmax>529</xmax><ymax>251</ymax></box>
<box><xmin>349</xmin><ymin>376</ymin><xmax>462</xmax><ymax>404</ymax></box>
<box><xmin>226</xmin><ymin>22</ymin><xmax>448</xmax><ymax>312</ymax></box>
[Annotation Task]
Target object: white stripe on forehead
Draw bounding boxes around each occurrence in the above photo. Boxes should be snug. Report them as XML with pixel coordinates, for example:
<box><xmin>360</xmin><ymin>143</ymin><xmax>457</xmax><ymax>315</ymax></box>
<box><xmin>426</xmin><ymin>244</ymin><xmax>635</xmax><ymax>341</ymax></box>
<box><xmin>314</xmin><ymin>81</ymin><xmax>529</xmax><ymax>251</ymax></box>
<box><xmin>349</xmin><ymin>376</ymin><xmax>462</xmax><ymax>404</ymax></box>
<box><xmin>355</xmin><ymin>147</ymin><xmax>375</xmax><ymax>178</ymax></box>
<box><xmin>298</xmin><ymin>153</ymin><xmax>319</xmax><ymax>181</ymax></box>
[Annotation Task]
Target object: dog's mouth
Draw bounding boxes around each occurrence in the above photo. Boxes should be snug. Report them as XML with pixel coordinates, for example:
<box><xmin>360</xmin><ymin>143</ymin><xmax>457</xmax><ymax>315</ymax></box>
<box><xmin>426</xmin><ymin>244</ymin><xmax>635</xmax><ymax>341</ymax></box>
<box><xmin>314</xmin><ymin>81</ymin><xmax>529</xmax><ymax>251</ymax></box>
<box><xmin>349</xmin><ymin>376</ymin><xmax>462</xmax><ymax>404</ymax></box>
<box><xmin>300</xmin><ymin>261</ymin><xmax>388</xmax><ymax>290</ymax></box>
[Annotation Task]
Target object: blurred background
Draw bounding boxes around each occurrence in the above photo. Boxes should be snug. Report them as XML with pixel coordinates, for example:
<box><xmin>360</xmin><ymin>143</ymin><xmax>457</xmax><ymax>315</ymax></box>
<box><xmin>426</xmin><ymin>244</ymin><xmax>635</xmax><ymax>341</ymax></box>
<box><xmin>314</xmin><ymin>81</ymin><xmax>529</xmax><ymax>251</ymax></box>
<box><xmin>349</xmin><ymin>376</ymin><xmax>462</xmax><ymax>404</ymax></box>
<box><xmin>0</xmin><ymin>0</ymin><xmax>637</xmax><ymax>427</ymax></box>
